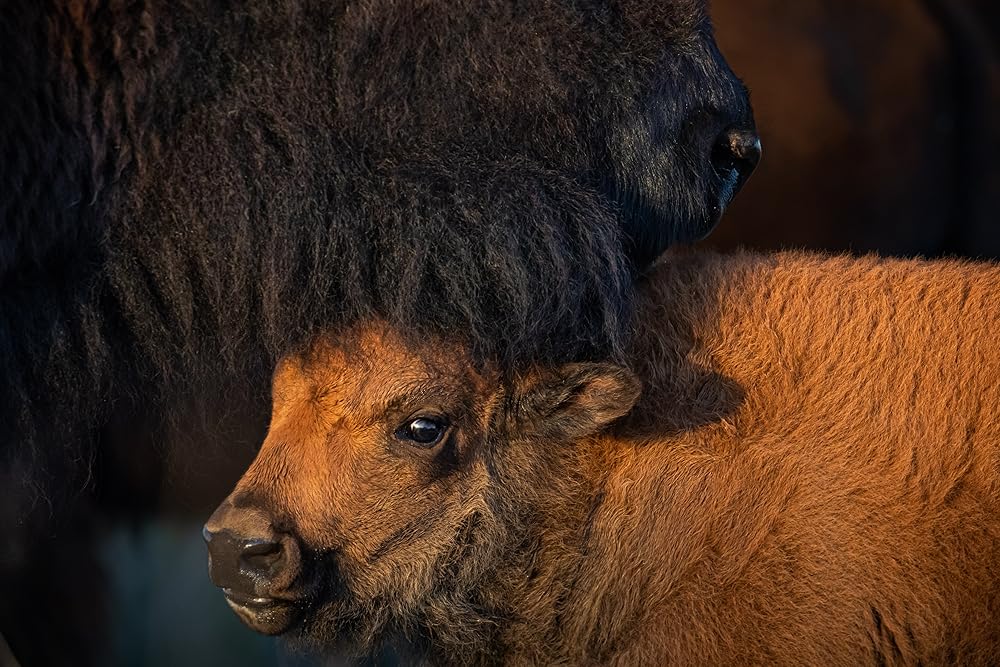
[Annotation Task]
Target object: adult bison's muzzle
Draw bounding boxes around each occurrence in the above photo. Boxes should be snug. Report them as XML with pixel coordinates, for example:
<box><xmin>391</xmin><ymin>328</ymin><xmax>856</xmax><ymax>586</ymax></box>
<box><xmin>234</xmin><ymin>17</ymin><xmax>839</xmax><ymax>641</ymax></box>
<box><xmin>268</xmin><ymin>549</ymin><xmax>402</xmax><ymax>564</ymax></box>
<box><xmin>602</xmin><ymin>24</ymin><xmax>761</xmax><ymax>268</ymax></box>
<box><xmin>203</xmin><ymin>500</ymin><xmax>306</xmax><ymax>635</ymax></box>
<box><xmin>612</xmin><ymin>115</ymin><xmax>761</xmax><ymax>268</ymax></box>
<box><xmin>713</xmin><ymin>128</ymin><xmax>762</xmax><ymax>201</ymax></box>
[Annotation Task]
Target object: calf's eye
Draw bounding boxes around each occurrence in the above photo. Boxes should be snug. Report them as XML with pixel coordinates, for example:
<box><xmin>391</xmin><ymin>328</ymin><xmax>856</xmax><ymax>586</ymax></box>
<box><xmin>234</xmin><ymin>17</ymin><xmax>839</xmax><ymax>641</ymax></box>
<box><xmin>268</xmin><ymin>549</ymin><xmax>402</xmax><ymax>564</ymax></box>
<box><xmin>396</xmin><ymin>417</ymin><xmax>447</xmax><ymax>447</ymax></box>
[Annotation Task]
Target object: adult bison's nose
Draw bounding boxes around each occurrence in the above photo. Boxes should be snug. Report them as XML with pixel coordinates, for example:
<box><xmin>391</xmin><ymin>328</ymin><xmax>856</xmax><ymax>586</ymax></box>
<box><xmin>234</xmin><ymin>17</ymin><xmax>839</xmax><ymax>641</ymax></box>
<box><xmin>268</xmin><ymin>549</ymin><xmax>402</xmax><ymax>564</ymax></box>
<box><xmin>203</xmin><ymin>500</ymin><xmax>304</xmax><ymax>635</ymax></box>
<box><xmin>711</xmin><ymin>127</ymin><xmax>762</xmax><ymax>208</ymax></box>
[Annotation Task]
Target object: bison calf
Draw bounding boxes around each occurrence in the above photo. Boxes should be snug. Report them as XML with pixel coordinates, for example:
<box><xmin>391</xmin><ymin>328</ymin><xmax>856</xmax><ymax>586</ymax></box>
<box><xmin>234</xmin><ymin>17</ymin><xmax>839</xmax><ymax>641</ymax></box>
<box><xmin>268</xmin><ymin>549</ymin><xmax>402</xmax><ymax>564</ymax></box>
<box><xmin>206</xmin><ymin>251</ymin><xmax>1000</xmax><ymax>665</ymax></box>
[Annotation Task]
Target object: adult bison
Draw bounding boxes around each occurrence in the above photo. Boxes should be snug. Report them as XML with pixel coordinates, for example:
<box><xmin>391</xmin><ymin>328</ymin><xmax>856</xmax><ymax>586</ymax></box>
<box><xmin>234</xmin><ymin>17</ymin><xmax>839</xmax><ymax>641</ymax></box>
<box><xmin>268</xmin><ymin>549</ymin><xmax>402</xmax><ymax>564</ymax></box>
<box><xmin>207</xmin><ymin>251</ymin><xmax>1000</xmax><ymax>665</ymax></box>
<box><xmin>709</xmin><ymin>0</ymin><xmax>1000</xmax><ymax>257</ymax></box>
<box><xmin>1</xmin><ymin>0</ymin><xmax>756</xmax><ymax>495</ymax></box>
<box><xmin>0</xmin><ymin>0</ymin><xmax>757</xmax><ymax>663</ymax></box>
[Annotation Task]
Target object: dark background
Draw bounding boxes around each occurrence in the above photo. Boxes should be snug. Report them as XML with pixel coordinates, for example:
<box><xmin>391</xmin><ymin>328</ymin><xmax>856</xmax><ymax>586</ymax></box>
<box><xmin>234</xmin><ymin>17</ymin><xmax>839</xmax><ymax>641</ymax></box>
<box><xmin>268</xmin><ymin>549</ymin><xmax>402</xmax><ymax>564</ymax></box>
<box><xmin>711</xmin><ymin>0</ymin><xmax>999</xmax><ymax>258</ymax></box>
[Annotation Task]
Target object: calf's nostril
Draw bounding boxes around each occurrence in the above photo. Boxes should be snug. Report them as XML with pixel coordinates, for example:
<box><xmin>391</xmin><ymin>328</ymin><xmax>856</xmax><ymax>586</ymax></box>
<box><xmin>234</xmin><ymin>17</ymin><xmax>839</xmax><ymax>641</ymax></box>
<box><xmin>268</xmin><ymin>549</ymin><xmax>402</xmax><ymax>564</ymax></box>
<box><xmin>240</xmin><ymin>538</ymin><xmax>284</xmax><ymax>571</ymax></box>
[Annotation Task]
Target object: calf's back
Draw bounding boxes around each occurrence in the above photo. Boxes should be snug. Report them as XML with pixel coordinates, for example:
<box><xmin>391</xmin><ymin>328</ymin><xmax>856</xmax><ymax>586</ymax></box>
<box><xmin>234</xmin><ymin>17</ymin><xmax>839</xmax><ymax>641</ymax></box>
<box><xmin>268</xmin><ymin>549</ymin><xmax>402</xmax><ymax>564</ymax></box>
<box><xmin>574</xmin><ymin>252</ymin><xmax>1000</xmax><ymax>665</ymax></box>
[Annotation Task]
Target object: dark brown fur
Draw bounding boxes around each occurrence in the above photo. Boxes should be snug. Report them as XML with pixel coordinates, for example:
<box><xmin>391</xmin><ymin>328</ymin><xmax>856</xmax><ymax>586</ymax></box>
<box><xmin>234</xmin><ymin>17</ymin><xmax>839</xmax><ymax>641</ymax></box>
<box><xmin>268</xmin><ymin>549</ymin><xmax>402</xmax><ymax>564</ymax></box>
<box><xmin>215</xmin><ymin>250</ymin><xmax>1000</xmax><ymax>664</ymax></box>
<box><xmin>1</xmin><ymin>3</ymin><xmax>754</xmax><ymax>660</ymax></box>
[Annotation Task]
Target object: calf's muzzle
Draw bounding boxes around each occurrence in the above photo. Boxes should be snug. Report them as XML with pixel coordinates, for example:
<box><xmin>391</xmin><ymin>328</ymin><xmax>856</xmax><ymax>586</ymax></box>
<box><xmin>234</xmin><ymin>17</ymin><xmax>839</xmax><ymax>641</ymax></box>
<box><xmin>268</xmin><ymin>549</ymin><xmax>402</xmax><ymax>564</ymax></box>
<box><xmin>203</xmin><ymin>498</ymin><xmax>305</xmax><ymax>635</ymax></box>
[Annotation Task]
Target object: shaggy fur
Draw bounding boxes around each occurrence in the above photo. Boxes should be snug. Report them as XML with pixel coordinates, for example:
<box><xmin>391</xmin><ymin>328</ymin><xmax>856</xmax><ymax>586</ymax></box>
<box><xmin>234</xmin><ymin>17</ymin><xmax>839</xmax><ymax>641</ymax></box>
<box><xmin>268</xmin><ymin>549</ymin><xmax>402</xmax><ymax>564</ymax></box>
<box><xmin>210</xmin><ymin>250</ymin><xmax>1000</xmax><ymax>665</ymax></box>
<box><xmin>0</xmin><ymin>0</ymin><xmax>753</xmax><ymax>498</ymax></box>
<box><xmin>1</xmin><ymin>3</ymin><xmax>757</xmax><ymax>662</ymax></box>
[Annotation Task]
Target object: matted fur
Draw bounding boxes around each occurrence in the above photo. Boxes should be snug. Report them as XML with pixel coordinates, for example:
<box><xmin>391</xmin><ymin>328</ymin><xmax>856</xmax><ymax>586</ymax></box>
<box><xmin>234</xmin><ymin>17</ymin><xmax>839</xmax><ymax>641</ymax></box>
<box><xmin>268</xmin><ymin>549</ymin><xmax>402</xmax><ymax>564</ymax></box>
<box><xmin>0</xmin><ymin>0</ymin><xmax>753</xmax><ymax>504</ymax></box>
<box><xmin>213</xmin><ymin>250</ymin><xmax>1000</xmax><ymax>665</ymax></box>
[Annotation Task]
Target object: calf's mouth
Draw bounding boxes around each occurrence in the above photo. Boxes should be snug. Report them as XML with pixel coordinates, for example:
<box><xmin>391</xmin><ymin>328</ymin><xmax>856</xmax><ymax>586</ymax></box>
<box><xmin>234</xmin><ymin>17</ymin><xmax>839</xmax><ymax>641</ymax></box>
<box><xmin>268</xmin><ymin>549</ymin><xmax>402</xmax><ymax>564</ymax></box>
<box><xmin>222</xmin><ymin>590</ymin><xmax>304</xmax><ymax>636</ymax></box>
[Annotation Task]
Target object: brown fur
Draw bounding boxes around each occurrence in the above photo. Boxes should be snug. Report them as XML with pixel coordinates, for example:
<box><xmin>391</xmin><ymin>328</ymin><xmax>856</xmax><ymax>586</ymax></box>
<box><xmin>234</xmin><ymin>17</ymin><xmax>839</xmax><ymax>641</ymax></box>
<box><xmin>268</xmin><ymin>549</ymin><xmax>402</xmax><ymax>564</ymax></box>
<box><xmin>216</xmin><ymin>251</ymin><xmax>1000</xmax><ymax>665</ymax></box>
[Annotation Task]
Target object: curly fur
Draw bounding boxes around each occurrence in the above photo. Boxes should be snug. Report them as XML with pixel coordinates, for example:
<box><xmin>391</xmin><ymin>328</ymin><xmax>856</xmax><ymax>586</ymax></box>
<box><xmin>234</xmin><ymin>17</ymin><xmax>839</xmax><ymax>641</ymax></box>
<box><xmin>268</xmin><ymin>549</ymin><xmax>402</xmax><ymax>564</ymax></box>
<box><xmin>213</xmin><ymin>250</ymin><xmax>1000</xmax><ymax>664</ymax></box>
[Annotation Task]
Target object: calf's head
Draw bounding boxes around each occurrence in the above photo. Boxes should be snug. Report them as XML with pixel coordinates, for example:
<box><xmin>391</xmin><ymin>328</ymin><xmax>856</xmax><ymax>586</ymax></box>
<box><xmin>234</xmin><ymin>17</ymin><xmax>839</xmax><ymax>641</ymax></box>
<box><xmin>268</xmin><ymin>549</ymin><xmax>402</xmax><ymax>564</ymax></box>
<box><xmin>204</xmin><ymin>324</ymin><xmax>640</xmax><ymax>653</ymax></box>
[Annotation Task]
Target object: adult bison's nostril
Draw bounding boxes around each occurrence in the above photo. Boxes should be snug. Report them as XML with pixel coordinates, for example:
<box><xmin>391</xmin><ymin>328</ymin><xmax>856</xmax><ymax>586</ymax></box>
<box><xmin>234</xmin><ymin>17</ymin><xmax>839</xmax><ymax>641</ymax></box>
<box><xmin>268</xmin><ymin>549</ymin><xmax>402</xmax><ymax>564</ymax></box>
<box><xmin>712</xmin><ymin>127</ymin><xmax>762</xmax><ymax>187</ymax></box>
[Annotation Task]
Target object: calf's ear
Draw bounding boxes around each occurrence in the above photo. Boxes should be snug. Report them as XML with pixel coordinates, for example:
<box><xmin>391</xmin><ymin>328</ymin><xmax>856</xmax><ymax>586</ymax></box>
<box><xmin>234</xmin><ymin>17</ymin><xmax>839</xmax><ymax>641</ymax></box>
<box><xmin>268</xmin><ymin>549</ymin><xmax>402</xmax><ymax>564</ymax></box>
<box><xmin>513</xmin><ymin>363</ymin><xmax>641</xmax><ymax>441</ymax></box>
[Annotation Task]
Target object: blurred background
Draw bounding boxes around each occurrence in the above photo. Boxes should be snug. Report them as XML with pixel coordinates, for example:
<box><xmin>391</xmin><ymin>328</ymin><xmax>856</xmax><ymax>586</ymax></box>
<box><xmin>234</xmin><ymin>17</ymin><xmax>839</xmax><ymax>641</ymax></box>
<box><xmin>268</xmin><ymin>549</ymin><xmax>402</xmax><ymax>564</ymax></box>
<box><xmin>3</xmin><ymin>0</ymin><xmax>998</xmax><ymax>665</ymax></box>
<box><xmin>710</xmin><ymin>0</ymin><xmax>999</xmax><ymax>257</ymax></box>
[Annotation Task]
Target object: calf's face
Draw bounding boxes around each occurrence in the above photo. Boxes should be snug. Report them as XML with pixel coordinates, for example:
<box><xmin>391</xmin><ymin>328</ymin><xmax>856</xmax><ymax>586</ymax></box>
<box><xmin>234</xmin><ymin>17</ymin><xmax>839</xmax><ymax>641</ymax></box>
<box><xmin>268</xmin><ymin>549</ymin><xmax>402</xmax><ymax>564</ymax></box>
<box><xmin>204</xmin><ymin>325</ymin><xmax>639</xmax><ymax>652</ymax></box>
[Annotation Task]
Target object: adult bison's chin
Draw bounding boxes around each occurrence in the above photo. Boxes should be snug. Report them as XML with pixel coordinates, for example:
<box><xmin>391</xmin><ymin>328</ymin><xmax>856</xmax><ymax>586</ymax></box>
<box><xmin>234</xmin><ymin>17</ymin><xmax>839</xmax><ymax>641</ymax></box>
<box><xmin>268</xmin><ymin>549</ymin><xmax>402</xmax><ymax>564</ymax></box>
<box><xmin>610</xmin><ymin>115</ymin><xmax>762</xmax><ymax>268</ymax></box>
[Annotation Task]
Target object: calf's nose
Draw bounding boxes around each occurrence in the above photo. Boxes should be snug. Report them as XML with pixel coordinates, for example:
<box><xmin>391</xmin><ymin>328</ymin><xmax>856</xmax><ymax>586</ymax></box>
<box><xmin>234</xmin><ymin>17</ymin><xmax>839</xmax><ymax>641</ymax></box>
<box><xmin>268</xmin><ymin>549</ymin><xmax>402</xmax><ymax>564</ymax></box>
<box><xmin>203</xmin><ymin>500</ymin><xmax>300</xmax><ymax>599</ymax></box>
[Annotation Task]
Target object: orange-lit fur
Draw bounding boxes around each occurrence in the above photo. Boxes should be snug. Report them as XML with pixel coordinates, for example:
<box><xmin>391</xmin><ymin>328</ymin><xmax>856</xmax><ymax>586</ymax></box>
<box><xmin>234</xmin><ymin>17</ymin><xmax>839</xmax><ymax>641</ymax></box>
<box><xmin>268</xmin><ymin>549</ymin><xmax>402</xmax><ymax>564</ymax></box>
<box><xmin>231</xmin><ymin>251</ymin><xmax>1000</xmax><ymax>665</ymax></box>
<box><xmin>580</xmin><ymin>250</ymin><xmax>1000</xmax><ymax>664</ymax></box>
